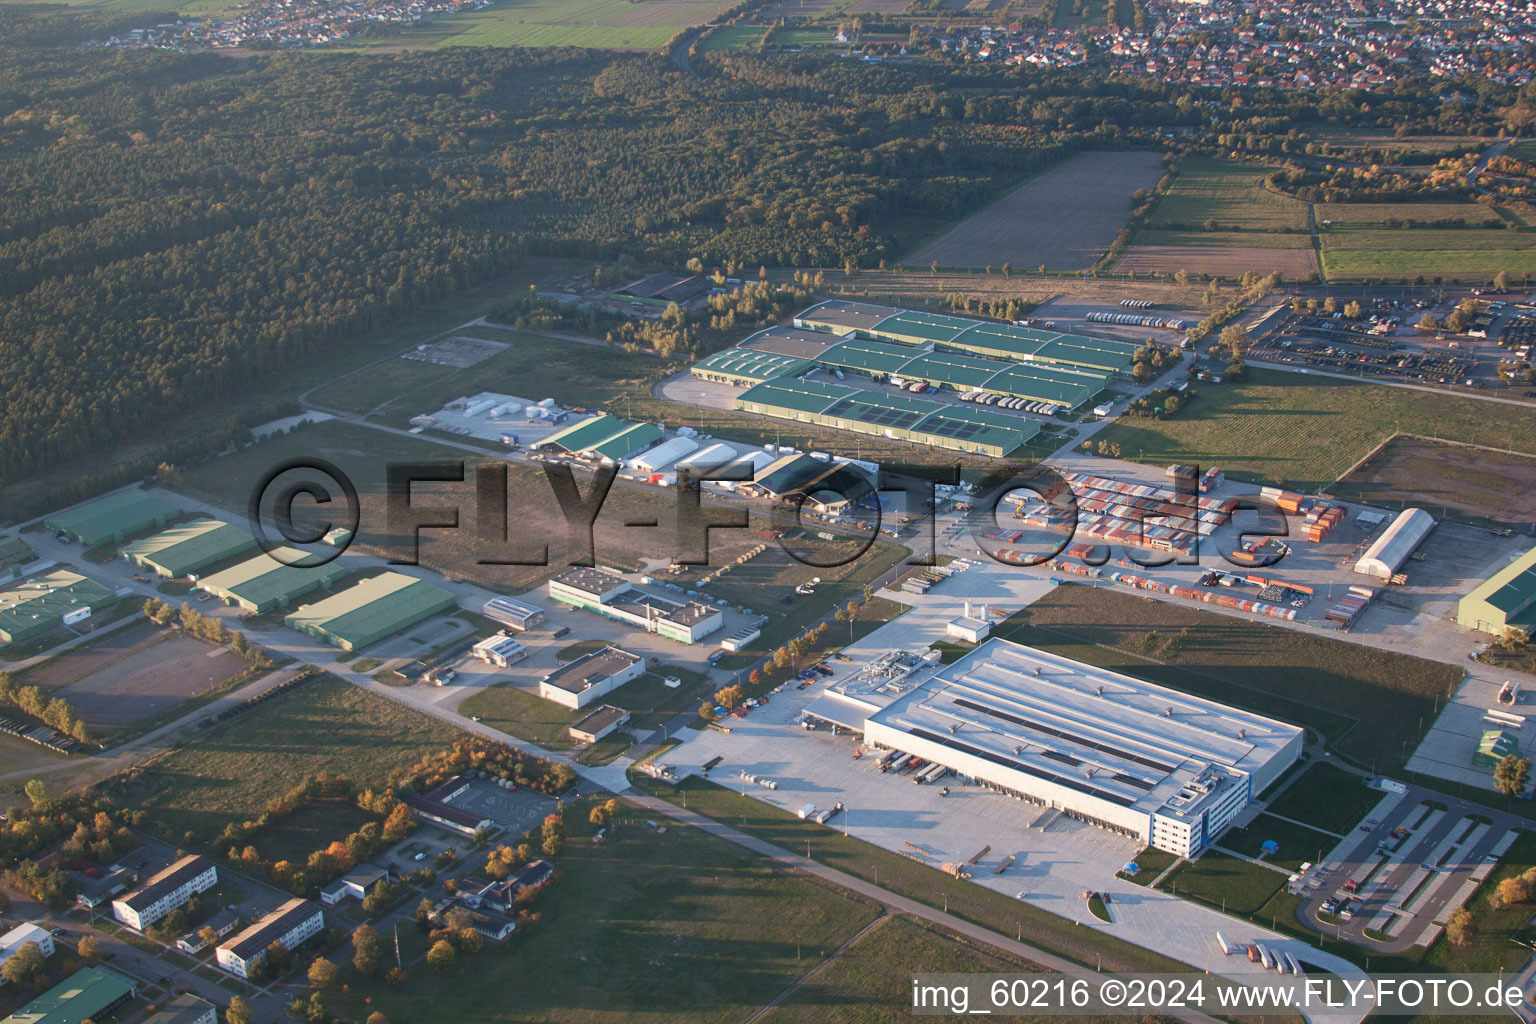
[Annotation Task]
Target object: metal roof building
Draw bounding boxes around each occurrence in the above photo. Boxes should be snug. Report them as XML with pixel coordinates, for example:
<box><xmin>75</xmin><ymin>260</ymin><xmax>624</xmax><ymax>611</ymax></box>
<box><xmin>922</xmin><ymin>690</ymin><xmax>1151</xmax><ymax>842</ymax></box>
<box><xmin>588</xmin><ymin>422</ymin><xmax>664</xmax><ymax>464</ymax></box>
<box><xmin>673</xmin><ymin>442</ymin><xmax>742</xmax><ymax>476</ymax></box>
<box><xmin>793</xmin><ymin>299</ymin><xmax>900</xmax><ymax>336</ymax></box>
<box><xmin>1354</xmin><ymin>508</ymin><xmax>1435</xmax><ymax>580</ymax></box>
<box><xmin>627</xmin><ymin>436</ymin><xmax>698</xmax><ymax>474</ymax></box>
<box><xmin>0</xmin><ymin>570</ymin><xmax>117</xmax><ymax>645</ymax></box>
<box><xmin>689</xmin><ymin>348</ymin><xmax>811</xmax><ymax>387</ymax></box>
<box><xmin>534</xmin><ymin>414</ymin><xmax>622</xmax><ymax>454</ymax></box>
<box><xmin>865</xmin><ymin>308</ymin><xmax>980</xmax><ymax>345</ymax></box>
<box><xmin>0</xmin><ymin>967</ymin><xmax>137</xmax><ymax>1024</ymax></box>
<box><xmin>943</xmin><ymin>322</ymin><xmax>1136</xmax><ymax>374</ymax></box>
<box><xmin>285</xmin><ymin>572</ymin><xmax>456</xmax><ymax>652</ymax></box>
<box><xmin>1459</xmin><ymin>545</ymin><xmax>1536</xmax><ymax>637</ymax></box>
<box><xmin>737</xmin><ymin>325</ymin><xmax>843</xmax><ymax>359</ymax></box>
<box><xmin>817</xmin><ymin>337</ymin><xmax>919</xmax><ymax>376</ymax></box>
<box><xmin>196</xmin><ymin>548</ymin><xmax>347</xmax><ymax>613</ymax></box>
<box><xmin>814</xmin><ymin>639</ymin><xmax>1302</xmax><ymax>858</ymax></box>
<box><xmin>534</xmin><ymin>414</ymin><xmax>663</xmax><ymax>465</ymax></box>
<box><xmin>121</xmin><ymin>519</ymin><xmax>257</xmax><ymax>578</ymax></box>
<box><xmin>735</xmin><ymin>380</ymin><xmax>1038</xmax><ymax>458</ymax></box>
<box><xmin>143</xmin><ymin>993</ymin><xmax>217</xmax><ymax>1024</ymax></box>
<box><xmin>44</xmin><ymin>490</ymin><xmax>178</xmax><ymax>547</ymax></box>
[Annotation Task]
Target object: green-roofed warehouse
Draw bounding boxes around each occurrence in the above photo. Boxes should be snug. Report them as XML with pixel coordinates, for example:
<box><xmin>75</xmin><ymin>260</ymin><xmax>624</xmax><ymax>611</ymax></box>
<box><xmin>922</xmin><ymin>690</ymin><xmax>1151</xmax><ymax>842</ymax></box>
<box><xmin>198</xmin><ymin>548</ymin><xmax>348</xmax><ymax>614</ymax></box>
<box><xmin>817</xmin><ymin>338</ymin><xmax>919</xmax><ymax>377</ymax></box>
<box><xmin>0</xmin><ymin>966</ymin><xmax>136</xmax><ymax>1024</ymax></box>
<box><xmin>734</xmin><ymin>380</ymin><xmax>1036</xmax><ymax>458</ymax></box>
<box><xmin>1459</xmin><ymin>546</ymin><xmax>1536</xmax><ymax>637</ymax></box>
<box><xmin>690</xmin><ymin>348</ymin><xmax>810</xmax><ymax>387</ymax></box>
<box><xmin>793</xmin><ymin>299</ymin><xmax>900</xmax><ymax>337</ymax></box>
<box><xmin>121</xmin><ymin>519</ymin><xmax>257</xmax><ymax>579</ymax></box>
<box><xmin>285</xmin><ymin>571</ymin><xmax>456</xmax><ymax>651</ymax></box>
<box><xmin>867</xmin><ymin>309</ymin><xmax>977</xmax><ymax>346</ymax></box>
<box><xmin>0</xmin><ymin>570</ymin><xmax>117</xmax><ymax>645</ymax></box>
<box><xmin>533</xmin><ymin>414</ymin><xmax>665</xmax><ymax>464</ymax></box>
<box><xmin>943</xmin><ymin>322</ymin><xmax>1136</xmax><ymax>374</ymax></box>
<box><xmin>534</xmin><ymin>414</ymin><xmax>625</xmax><ymax>454</ymax></box>
<box><xmin>588</xmin><ymin>422</ymin><xmax>665</xmax><ymax>464</ymax></box>
<box><xmin>43</xmin><ymin>491</ymin><xmax>178</xmax><ymax>548</ymax></box>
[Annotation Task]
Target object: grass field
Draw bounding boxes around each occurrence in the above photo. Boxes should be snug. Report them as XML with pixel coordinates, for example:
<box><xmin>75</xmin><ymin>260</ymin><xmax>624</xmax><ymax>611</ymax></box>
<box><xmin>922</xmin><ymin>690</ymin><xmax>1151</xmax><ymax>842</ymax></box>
<box><xmin>123</xmin><ymin>675</ymin><xmax>466</xmax><ymax>845</ymax></box>
<box><xmin>325</xmin><ymin>795</ymin><xmax>883</xmax><ymax>1023</ymax></box>
<box><xmin>1003</xmin><ymin>586</ymin><xmax>1462</xmax><ymax>766</ymax></box>
<box><xmin>1219</xmin><ymin>813</ymin><xmax>1339</xmax><ymax>873</ymax></box>
<box><xmin>632</xmin><ymin>774</ymin><xmax>1204</xmax><ymax>976</ymax></box>
<box><xmin>1146</xmin><ymin>157</ymin><xmax>1309</xmax><ymax>235</ymax></box>
<box><xmin>459</xmin><ymin>685</ymin><xmax>586</xmax><ymax>750</ymax></box>
<box><xmin>1332</xmin><ymin>435</ymin><xmax>1536</xmax><ymax>525</ymax></box>
<box><xmin>1264</xmin><ymin>763</ymin><xmax>1387</xmax><ymax>836</ymax></box>
<box><xmin>1162</xmin><ymin>848</ymin><xmax>1289</xmax><ymax>916</ymax></box>
<box><xmin>758</xmin><ymin>915</ymin><xmax>1058</xmax><ymax>1024</ymax></box>
<box><xmin>1313</xmin><ymin>202</ymin><xmax>1504</xmax><ymax>226</ymax></box>
<box><xmin>1091</xmin><ymin>367</ymin><xmax>1536</xmax><ymax>491</ymax></box>
<box><xmin>1319</xmin><ymin>224</ymin><xmax>1536</xmax><ymax>281</ymax></box>
<box><xmin>701</xmin><ymin>24</ymin><xmax>765</xmax><ymax>50</ymax></box>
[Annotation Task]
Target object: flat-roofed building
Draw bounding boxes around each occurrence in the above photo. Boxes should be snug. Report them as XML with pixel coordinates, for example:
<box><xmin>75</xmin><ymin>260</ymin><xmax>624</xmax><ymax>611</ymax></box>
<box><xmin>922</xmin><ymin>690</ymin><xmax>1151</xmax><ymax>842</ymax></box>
<box><xmin>539</xmin><ymin>646</ymin><xmax>647</xmax><ymax>709</ymax></box>
<box><xmin>143</xmin><ymin>992</ymin><xmax>217</xmax><ymax>1024</ymax></box>
<box><xmin>794</xmin><ymin>299</ymin><xmax>901</xmax><ymax>337</ymax></box>
<box><xmin>569</xmin><ymin>704</ymin><xmax>631</xmax><ymax>744</ymax></box>
<box><xmin>404</xmin><ymin>777</ymin><xmax>493</xmax><ymax>836</ymax></box>
<box><xmin>737</xmin><ymin>325</ymin><xmax>843</xmax><ymax>359</ymax></box>
<box><xmin>216</xmin><ymin>899</ymin><xmax>324</xmax><ymax>978</ymax></box>
<box><xmin>112</xmin><ymin>855</ymin><xmax>218</xmax><ymax>931</ymax></box>
<box><xmin>806</xmin><ymin>639</ymin><xmax>1302</xmax><ymax>858</ymax></box>
<box><xmin>121</xmin><ymin>519</ymin><xmax>257</xmax><ymax>578</ymax></box>
<box><xmin>44</xmin><ymin>491</ymin><xmax>178</xmax><ymax>547</ymax></box>
<box><xmin>547</xmin><ymin>568</ymin><xmax>722</xmax><ymax>644</ymax></box>
<box><xmin>482</xmin><ymin>595</ymin><xmax>544</xmax><ymax>631</ymax></box>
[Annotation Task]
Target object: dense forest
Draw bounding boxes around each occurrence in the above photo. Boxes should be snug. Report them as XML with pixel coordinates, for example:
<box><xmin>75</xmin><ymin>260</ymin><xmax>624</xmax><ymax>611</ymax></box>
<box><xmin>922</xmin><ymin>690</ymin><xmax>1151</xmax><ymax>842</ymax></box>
<box><xmin>0</xmin><ymin>5</ymin><xmax>1526</xmax><ymax>486</ymax></box>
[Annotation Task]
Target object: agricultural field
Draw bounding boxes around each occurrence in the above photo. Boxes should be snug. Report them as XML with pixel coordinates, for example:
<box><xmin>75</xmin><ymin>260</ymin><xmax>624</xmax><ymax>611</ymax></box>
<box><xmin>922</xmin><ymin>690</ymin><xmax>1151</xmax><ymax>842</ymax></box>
<box><xmin>120</xmin><ymin>674</ymin><xmax>467</xmax><ymax>844</ymax></box>
<box><xmin>1318</xmin><ymin>224</ymin><xmax>1536</xmax><ymax>281</ymax></box>
<box><xmin>1114</xmin><ymin>243</ymin><xmax>1319</xmax><ymax>280</ymax></box>
<box><xmin>906</xmin><ymin>150</ymin><xmax>1166</xmax><ymax>272</ymax></box>
<box><xmin>1091</xmin><ymin>367</ymin><xmax>1536</xmax><ymax>491</ymax></box>
<box><xmin>0</xmin><ymin>0</ymin><xmax>239</xmax><ymax>14</ymax></box>
<box><xmin>21</xmin><ymin>619</ymin><xmax>248</xmax><ymax>737</ymax></box>
<box><xmin>1144</xmin><ymin>157</ymin><xmax>1309</xmax><ymax>234</ymax></box>
<box><xmin>1003</xmin><ymin>584</ymin><xmax>1462</xmax><ymax>766</ymax></box>
<box><xmin>1332</xmin><ymin>435</ymin><xmax>1536</xmax><ymax>525</ymax></box>
<box><xmin>334</xmin><ymin>0</ymin><xmax>739</xmax><ymax>50</ymax></box>
<box><xmin>325</xmin><ymin>795</ymin><xmax>884</xmax><ymax>1024</ymax></box>
<box><xmin>1313</xmin><ymin>202</ymin><xmax>1504</xmax><ymax>227</ymax></box>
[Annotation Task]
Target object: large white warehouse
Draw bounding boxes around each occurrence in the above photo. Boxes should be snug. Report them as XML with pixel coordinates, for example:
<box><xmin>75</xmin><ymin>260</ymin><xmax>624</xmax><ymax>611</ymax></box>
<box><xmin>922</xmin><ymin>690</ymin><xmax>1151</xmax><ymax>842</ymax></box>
<box><xmin>804</xmin><ymin>639</ymin><xmax>1303</xmax><ymax>857</ymax></box>
<box><xmin>1354</xmin><ymin>507</ymin><xmax>1435</xmax><ymax>579</ymax></box>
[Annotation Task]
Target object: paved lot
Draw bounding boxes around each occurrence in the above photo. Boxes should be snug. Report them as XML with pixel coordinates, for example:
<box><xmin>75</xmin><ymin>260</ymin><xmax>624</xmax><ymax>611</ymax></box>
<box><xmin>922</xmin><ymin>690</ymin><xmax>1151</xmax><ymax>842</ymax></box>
<box><xmin>447</xmin><ymin>776</ymin><xmax>557</xmax><ymax>837</ymax></box>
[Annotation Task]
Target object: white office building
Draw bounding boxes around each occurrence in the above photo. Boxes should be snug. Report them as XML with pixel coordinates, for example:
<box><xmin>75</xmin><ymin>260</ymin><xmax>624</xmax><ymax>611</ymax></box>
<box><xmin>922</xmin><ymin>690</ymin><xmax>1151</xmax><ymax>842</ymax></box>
<box><xmin>803</xmin><ymin>639</ymin><xmax>1302</xmax><ymax>857</ymax></box>
<box><xmin>216</xmin><ymin>899</ymin><xmax>324</xmax><ymax>978</ymax></box>
<box><xmin>0</xmin><ymin>923</ymin><xmax>54</xmax><ymax>977</ymax></box>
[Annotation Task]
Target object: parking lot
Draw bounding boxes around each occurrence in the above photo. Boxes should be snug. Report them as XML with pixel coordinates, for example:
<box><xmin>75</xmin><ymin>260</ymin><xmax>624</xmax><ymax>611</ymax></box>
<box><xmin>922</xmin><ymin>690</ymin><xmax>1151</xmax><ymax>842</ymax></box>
<box><xmin>449</xmin><ymin>775</ymin><xmax>558</xmax><ymax>837</ymax></box>
<box><xmin>1296</xmin><ymin>789</ymin><xmax>1521</xmax><ymax>950</ymax></box>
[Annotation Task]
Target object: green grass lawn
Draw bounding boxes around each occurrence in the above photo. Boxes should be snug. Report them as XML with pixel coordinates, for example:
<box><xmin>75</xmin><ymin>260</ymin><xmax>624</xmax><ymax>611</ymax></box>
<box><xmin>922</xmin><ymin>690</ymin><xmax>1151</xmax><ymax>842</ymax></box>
<box><xmin>325</xmin><ymin>795</ymin><xmax>882</xmax><ymax>1023</ymax></box>
<box><xmin>632</xmin><ymin>774</ymin><xmax>1200</xmax><ymax>976</ymax></box>
<box><xmin>1319</xmin><ymin>224</ymin><xmax>1536</xmax><ymax>281</ymax></box>
<box><xmin>1314</xmin><ymin>201</ymin><xmax>1504</xmax><ymax>226</ymax></box>
<box><xmin>1421</xmin><ymin>830</ymin><xmax>1536</xmax><ymax>975</ymax></box>
<box><xmin>1162</xmin><ymin>848</ymin><xmax>1289</xmax><ymax>916</ymax></box>
<box><xmin>574</xmin><ymin>730</ymin><xmax>635</xmax><ymax>766</ymax></box>
<box><xmin>1120</xmin><ymin>845</ymin><xmax>1179</xmax><ymax>884</ymax></box>
<box><xmin>121</xmin><ymin>675</ymin><xmax>467</xmax><ymax>845</ymax></box>
<box><xmin>1092</xmin><ymin>367</ymin><xmax>1536</xmax><ymax>490</ymax></box>
<box><xmin>1146</xmin><ymin>156</ymin><xmax>1309</xmax><ymax>234</ymax></box>
<box><xmin>460</xmin><ymin>684</ymin><xmax>584</xmax><ymax>750</ymax></box>
<box><xmin>1003</xmin><ymin>586</ymin><xmax>1461</xmax><ymax>767</ymax></box>
<box><xmin>1219</xmin><ymin>813</ymin><xmax>1339</xmax><ymax>872</ymax></box>
<box><xmin>1264</xmin><ymin>763</ymin><xmax>1387</xmax><ymax>836</ymax></box>
<box><xmin>701</xmin><ymin>24</ymin><xmax>765</xmax><ymax>51</ymax></box>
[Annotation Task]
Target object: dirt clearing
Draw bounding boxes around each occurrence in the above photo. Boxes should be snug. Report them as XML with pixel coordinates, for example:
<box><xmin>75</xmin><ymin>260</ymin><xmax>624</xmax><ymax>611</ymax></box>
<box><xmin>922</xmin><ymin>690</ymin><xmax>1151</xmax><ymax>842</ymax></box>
<box><xmin>1332</xmin><ymin>435</ymin><xmax>1536</xmax><ymax>525</ymax></box>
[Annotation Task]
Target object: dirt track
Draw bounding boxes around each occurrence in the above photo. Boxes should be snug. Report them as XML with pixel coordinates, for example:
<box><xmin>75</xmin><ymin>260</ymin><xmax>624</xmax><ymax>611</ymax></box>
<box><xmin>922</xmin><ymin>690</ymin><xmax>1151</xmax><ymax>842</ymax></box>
<box><xmin>906</xmin><ymin>151</ymin><xmax>1165</xmax><ymax>272</ymax></box>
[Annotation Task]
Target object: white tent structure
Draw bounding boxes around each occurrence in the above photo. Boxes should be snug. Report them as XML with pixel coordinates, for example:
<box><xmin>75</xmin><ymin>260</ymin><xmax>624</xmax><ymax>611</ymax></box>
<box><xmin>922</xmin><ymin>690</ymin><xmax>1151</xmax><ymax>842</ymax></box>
<box><xmin>627</xmin><ymin>437</ymin><xmax>698</xmax><ymax>474</ymax></box>
<box><xmin>1355</xmin><ymin>508</ymin><xmax>1435</xmax><ymax>579</ymax></box>
<box><xmin>674</xmin><ymin>442</ymin><xmax>741</xmax><ymax>477</ymax></box>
